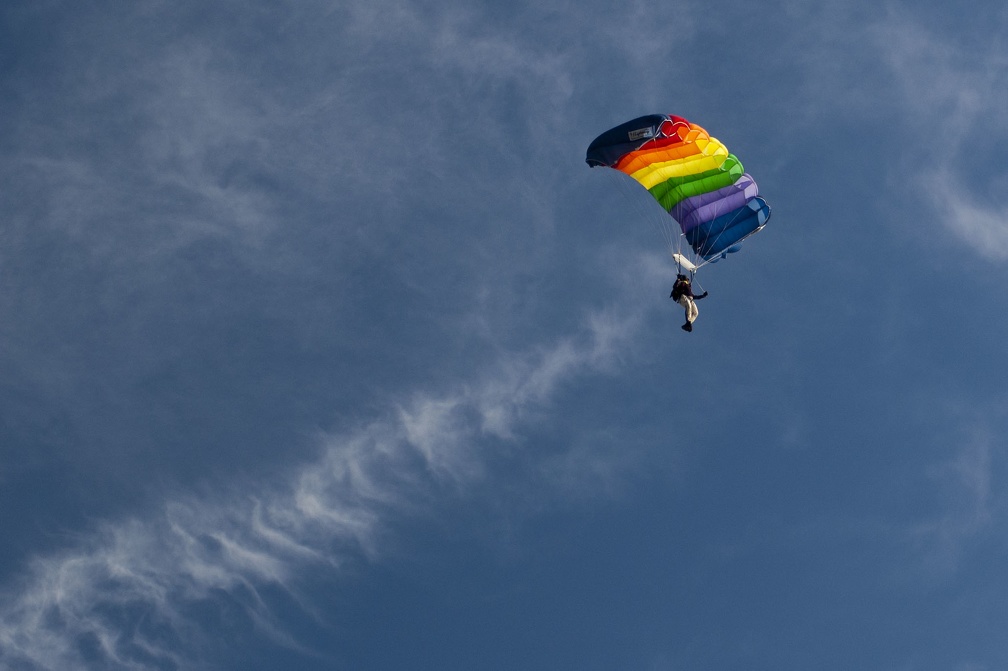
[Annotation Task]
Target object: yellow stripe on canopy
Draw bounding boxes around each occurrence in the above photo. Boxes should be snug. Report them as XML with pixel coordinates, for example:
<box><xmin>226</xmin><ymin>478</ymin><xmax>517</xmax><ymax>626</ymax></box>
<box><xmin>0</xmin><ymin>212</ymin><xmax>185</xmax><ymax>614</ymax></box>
<box><xmin>617</xmin><ymin>136</ymin><xmax>708</xmax><ymax>174</ymax></box>
<box><xmin>629</xmin><ymin>138</ymin><xmax>730</xmax><ymax>190</ymax></box>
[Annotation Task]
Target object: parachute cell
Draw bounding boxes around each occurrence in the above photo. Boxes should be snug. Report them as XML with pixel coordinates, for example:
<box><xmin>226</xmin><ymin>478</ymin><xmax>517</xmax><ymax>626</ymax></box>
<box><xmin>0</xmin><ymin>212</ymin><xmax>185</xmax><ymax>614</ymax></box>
<box><xmin>586</xmin><ymin>114</ymin><xmax>770</xmax><ymax>270</ymax></box>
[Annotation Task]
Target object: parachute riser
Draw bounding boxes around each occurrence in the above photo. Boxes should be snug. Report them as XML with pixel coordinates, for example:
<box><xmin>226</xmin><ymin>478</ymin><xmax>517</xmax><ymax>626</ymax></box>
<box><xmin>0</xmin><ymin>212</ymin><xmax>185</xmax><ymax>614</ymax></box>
<box><xmin>670</xmin><ymin>251</ymin><xmax>706</xmax><ymax>292</ymax></box>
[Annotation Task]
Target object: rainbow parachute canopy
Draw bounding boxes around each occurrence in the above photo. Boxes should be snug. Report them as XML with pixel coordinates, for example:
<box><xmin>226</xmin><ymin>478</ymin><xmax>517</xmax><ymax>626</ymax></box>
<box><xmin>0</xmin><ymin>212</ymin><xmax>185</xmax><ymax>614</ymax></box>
<box><xmin>586</xmin><ymin>114</ymin><xmax>770</xmax><ymax>264</ymax></box>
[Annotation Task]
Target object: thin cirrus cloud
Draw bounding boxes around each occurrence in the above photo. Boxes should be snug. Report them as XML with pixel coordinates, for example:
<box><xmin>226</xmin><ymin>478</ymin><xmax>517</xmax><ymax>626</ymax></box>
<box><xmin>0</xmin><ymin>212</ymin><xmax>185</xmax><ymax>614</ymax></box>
<box><xmin>870</xmin><ymin>11</ymin><xmax>1008</xmax><ymax>261</ymax></box>
<box><xmin>0</xmin><ymin>297</ymin><xmax>646</xmax><ymax>670</ymax></box>
<box><xmin>927</xmin><ymin>173</ymin><xmax>1008</xmax><ymax>261</ymax></box>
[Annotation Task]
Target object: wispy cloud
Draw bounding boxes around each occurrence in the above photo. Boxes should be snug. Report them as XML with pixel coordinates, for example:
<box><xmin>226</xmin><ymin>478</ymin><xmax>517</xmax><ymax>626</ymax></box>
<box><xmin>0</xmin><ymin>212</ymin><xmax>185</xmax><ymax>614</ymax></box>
<box><xmin>907</xmin><ymin>425</ymin><xmax>995</xmax><ymax>577</ymax></box>
<box><xmin>870</xmin><ymin>9</ymin><xmax>1008</xmax><ymax>261</ymax></box>
<box><xmin>0</xmin><ymin>299</ymin><xmax>646</xmax><ymax>670</ymax></box>
<box><xmin>926</xmin><ymin>171</ymin><xmax>1008</xmax><ymax>261</ymax></box>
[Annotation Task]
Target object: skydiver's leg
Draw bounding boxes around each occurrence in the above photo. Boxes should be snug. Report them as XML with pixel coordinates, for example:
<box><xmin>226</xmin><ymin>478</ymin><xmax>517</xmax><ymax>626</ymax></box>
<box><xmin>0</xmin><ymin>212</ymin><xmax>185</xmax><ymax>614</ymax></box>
<box><xmin>679</xmin><ymin>297</ymin><xmax>698</xmax><ymax>323</ymax></box>
<box><xmin>676</xmin><ymin>296</ymin><xmax>697</xmax><ymax>331</ymax></box>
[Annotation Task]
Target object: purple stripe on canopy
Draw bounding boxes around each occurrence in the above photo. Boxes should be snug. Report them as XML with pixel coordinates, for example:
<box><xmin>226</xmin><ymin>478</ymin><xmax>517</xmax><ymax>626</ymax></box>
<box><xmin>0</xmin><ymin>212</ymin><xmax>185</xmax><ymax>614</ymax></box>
<box><xmin>672</xmin><ymin>174</ymin><xmax>759</xmax><ymax>233</ymax></box>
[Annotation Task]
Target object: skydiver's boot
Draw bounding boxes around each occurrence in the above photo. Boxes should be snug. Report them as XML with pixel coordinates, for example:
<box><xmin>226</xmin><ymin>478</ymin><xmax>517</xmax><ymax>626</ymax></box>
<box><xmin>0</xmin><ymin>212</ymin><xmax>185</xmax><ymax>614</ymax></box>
<box><xmin>682</xmin><ymin>322</ymin><xmax>692</xmax><ymax>332</ymax></box>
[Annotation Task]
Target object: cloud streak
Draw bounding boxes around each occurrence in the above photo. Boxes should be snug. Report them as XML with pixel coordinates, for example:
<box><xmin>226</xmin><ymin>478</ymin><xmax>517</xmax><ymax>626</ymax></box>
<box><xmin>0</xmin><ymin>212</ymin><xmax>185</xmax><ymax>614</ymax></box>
<box><xmin>903</xmin><ymin>404</ymin><xmax>1005</xmax><ymax>580</ymax></box>
<box><xmin>0</xmin><ymin>298</ymin><xmax>646</xmax><ymax>670</ymax></box>
<box><xmin>927</xmin><ymin>172</ymin><xmax>1008</xmax><ymax>261</ymax></box>
<box><xmin>870</xmin><ymin>9</ymin><xmax>1008</xmax><ymax>261</ymax></box>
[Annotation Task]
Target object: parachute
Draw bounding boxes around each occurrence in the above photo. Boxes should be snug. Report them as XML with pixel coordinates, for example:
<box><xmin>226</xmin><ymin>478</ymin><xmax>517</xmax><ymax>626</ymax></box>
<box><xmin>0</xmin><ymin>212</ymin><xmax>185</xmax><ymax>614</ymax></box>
<box><xmin>586</xmin><ymin>114</ymin><xmax>770</xmax><ymax>274</ymax></box>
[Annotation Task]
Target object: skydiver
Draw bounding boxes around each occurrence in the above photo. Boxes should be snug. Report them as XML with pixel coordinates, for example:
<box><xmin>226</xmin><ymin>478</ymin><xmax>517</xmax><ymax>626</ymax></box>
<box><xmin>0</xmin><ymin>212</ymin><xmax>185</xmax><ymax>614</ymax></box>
<box><xmin>670</xmin><ymin>274</ymin><xmax>708</xmax><ymax>332</ymax></box>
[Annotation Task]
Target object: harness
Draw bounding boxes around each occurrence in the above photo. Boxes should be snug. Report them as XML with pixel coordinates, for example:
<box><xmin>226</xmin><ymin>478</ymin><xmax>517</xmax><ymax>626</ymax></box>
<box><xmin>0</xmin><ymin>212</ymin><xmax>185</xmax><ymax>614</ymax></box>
<box><xmin>671</xmin><ymin>279</ymin><xmax>690</xmax><ymax>302</ymax></box>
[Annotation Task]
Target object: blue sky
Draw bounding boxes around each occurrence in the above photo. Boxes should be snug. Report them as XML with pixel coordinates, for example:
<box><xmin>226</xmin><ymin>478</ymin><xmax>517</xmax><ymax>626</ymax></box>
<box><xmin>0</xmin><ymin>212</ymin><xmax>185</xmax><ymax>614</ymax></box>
<box><xmin>2</xmin><ymin>1</ymin><xmax>1008</xmax><ymax>669</ymax></box>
